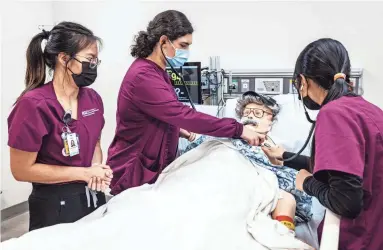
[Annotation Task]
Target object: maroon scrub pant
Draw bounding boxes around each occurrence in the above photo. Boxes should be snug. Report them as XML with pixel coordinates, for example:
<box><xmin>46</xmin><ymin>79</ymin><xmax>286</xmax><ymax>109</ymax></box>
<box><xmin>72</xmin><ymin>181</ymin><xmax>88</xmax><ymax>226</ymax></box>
<box><xmin>28</xmin><ymin>183</ymin><xmax>106</xmax><ymax>231</ymax></box>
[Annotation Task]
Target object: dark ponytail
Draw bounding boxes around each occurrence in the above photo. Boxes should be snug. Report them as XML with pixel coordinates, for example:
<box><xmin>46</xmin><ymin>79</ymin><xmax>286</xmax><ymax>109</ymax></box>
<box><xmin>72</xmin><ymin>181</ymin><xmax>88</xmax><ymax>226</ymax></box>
<box><xmin>22</xmin><ymin>32</ymin><xmax>48</xmax><ymax>99</ymax></box>
<box><xmin>131</xmin><ymin>10</ymin><xmax>193</xmax><ymax>58</ymax></box>
<box><xmin>324</xmin><ymin>77</ymin><xmax>356</xmax><ymax>104</ymax></box>
<box><xmin>293</xmin><ymin>38</ymin><xmax>358</xmax><ymax>171</ymax></box>
<box><xmin>17</xmin><ymin>21</ymin><xmax>101</xmax><ymax>102</ymax></box>
<box><xmin>131</xmin><ymin>30</ymin><xmax>157</xmax><ymax>58</ymax></box>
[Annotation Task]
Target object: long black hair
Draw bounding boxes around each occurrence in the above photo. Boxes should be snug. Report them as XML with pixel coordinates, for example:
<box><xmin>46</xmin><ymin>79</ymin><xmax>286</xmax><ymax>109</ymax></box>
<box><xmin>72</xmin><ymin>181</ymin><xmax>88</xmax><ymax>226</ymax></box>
<box><xmin>131</xmin><ymin>10</ymin><xmax>194</xmax><ymax>58</ymax></box>
<box><xmin>293</xmin><ymin>38</ymin><xmax>358</xmax><ymax>170</ymax></box>
<box><xmin>19</xmin><ymin>21</ymin><xmax>101</xmax><ymax>101</ymax></box>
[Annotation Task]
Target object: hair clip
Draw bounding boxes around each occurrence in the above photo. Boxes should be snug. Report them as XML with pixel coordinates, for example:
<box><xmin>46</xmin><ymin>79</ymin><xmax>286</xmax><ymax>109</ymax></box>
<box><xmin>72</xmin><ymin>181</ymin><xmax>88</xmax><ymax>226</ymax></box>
<box><xmin>334</xmin><ymin>73</ymin><xmax>346</xmax><ymax>81</ymax></box>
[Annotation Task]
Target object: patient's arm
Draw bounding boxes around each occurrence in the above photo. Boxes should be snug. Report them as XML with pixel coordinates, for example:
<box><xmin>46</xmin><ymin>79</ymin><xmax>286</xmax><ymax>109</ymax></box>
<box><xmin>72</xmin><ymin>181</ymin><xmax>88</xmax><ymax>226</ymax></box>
<box><xmin>272</xmin><ymin>191</ymin><xmax>316</xmax><ymax>249</ymax></box>
<box><xmin>272</xmin><ymin>190</ymin><xmax>296</xmax><ymax>231</ymax></box>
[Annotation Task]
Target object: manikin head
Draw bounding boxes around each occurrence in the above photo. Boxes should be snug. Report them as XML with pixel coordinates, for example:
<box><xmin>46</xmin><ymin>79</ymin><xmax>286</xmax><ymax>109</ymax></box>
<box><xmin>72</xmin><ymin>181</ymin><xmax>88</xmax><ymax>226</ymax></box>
<box><xmin>236</xmin><ymin>91</ymin><xmax>280</xmax><ymax>135</ymax></box>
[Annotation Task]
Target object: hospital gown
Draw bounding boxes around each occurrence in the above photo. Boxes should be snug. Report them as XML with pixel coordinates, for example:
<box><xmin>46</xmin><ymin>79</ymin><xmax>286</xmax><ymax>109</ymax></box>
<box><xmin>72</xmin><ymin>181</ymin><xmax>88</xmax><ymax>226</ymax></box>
<box><xmin>181</xmin><ymin>135</ymin><xmax>313</xmax><ymax>223</ymax></box>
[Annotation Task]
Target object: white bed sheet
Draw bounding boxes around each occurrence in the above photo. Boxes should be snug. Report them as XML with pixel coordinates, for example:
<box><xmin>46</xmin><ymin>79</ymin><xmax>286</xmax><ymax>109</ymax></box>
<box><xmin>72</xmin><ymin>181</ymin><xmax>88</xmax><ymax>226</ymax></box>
<box><xmin>2</xmin><ymin>140</ymin><xmax>312</xmax><ymax>250</ymax></box>
<box><xmin>181</xmin><ymin>96</ymin><xmax>325</xmax><ymax>248</ymax></box>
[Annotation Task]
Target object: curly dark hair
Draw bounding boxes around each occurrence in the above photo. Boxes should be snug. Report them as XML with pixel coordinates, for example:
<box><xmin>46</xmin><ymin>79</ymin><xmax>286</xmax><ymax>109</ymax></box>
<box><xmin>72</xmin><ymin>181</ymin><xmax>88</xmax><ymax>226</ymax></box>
<box><xmin>235</xmin><ymin>95</ymin><xmax>281</xmax><ymax>121</ymax></box>
<box><xmin>131</xmin><ymin>10</ymin><xmax>194</xmax><ymax>58</ymax></box>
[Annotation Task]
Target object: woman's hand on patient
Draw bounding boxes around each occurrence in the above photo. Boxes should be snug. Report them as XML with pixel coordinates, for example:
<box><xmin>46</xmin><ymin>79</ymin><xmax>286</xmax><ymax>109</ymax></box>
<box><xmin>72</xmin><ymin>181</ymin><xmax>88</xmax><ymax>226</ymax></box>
<box><xmin>86</xmin><ymin>164</ymin><xmax>113</xmax><ymax>192</ymax></box>
<box><xmin>261</xmin><ymin>145</ymin><xmax>286</xmax><ymax>166</ymax></box>
<box><xmin>261</xmin><ymin>145</ymin><xmax>286</xmax><ymax>160</ymax></box>
<box><xmin>268</xmin><ymin>157</ymin><xmax>284</xmax><ymax>166</ymax></box>
<box><xmin>241</xmin><ymin>125</ymin><xmax>266</xmax><ymax>146</ymax></box>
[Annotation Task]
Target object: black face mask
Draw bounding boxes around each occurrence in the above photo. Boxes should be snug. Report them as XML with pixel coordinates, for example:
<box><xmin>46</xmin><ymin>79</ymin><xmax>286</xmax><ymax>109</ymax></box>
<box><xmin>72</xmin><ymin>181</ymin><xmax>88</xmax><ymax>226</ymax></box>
<box><xmin>303</xmin><ymin>96</ymin><xmax>321</xmax><ymax>110</ymax></box>
<box><xmin>68</xmin><ymin>61</ymin><xmax>97</xmax><ymax>87</ymax></box>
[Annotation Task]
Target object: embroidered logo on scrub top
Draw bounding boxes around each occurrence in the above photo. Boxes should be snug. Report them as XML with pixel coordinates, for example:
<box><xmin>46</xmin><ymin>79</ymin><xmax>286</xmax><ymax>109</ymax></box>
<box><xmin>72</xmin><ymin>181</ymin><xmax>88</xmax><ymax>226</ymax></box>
<box><xmin>82</xmin><ymin>108</ymin><xmax>99</xmax><ymax>117</ymax></box>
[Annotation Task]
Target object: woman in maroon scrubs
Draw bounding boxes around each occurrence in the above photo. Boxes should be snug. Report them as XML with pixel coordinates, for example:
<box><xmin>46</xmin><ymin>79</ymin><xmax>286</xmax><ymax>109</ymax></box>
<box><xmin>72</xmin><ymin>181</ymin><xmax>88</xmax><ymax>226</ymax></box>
<box><xmin>8</xmin><ymin>22</ymin><xmax>112</xmax><ymax>231</ymax></box>
<box><xmin>263</xmin><ymin>38</ymin><xmax>383</xmax><ymax>249</ymax></box>
<box><xmin>107</xmin><ymin>10</ymin><xmax>264</xmax><ymax>195</ymax></box>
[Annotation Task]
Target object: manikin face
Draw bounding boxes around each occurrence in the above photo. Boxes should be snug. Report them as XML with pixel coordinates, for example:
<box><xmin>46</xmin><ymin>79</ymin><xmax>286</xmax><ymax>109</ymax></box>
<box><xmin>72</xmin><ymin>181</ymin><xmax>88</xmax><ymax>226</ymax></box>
<box><xmin>240</xmin><ymin>102</ymin><xmax>273</xmax><ymax>134</ymax></box>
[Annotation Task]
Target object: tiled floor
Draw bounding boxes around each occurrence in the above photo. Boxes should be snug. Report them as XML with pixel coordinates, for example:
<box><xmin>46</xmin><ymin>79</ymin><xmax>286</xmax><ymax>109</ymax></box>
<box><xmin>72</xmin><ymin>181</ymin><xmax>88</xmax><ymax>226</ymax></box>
<box><xmin>1</xmin><ymin>212</ymin><xmax>29</xmax><ymax>242</ymax></box>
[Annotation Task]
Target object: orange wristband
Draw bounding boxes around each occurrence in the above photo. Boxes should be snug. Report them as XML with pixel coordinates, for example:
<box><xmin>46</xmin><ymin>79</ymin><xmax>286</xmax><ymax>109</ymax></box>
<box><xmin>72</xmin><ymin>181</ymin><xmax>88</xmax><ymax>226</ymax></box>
<box><xmin>275</xmin><ymin>216</ymin><xmax>295</xmax><ymax>231</ymax></box>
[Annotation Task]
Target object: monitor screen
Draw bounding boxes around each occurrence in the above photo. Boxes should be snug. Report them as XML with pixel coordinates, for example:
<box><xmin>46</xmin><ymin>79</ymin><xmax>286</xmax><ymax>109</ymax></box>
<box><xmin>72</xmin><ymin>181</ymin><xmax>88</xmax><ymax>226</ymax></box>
<box><xmin>166</xmin><ymin>62</ymin><xmax>202</xmax><ymax>104</ymax></box>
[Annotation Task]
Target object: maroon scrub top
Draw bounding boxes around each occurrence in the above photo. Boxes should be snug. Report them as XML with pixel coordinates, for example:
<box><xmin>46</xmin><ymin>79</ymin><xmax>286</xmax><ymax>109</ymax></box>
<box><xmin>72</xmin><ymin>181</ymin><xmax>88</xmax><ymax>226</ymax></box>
<box><xmin>314</xmin><ymin>96</ymin><xmax>383</xmax><ymax>249</ymax></box>
<box><xmin>107</xmin><ymin>58</ymin><xmax>243</xmax><ymax>195</ymax></box>
<box><xmin>8</xmin><ymin>82</ymin><xmax>105</xmax><ymax>174</ymax></box>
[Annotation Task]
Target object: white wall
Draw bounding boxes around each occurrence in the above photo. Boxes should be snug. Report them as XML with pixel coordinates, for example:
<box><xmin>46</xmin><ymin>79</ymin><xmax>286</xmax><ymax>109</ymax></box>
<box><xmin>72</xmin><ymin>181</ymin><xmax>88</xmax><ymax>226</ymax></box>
<box><xmin>1</xmin><ymin>1</ymin><xmax>54</xmax><ymax>209</ymax></box>
<box><xmin>2</xmin><ymin>1</ymin><xmax>383</xmax><ymax>209</ymax></box>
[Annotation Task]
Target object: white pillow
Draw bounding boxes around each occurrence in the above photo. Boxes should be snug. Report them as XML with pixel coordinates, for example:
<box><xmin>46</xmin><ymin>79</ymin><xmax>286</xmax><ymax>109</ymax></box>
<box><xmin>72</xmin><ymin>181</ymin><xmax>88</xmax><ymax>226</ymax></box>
<box><xmin>223</xmin><ymin>94</ymin><xmax>317</xmax><ymax>156</ymax></box>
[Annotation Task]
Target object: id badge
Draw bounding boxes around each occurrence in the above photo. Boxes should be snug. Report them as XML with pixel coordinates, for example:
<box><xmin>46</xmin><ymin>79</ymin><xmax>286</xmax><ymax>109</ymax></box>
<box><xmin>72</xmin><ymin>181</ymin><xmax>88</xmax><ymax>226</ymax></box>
<box><xmin>67</xmin><ymin>133</ymin><xmax>80</xmax><ymax>157</ymax></box>
<box><xmin>61</xmin><ymin>132</ymin><xmax>69</xmax><ymax>156</ymax></box>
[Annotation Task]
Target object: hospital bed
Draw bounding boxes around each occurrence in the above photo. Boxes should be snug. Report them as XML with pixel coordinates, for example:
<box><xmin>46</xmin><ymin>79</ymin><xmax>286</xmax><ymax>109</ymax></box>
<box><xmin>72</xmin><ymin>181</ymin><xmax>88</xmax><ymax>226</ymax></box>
<box><xmin>178</xmin><ymin>94</ymin><xmax>341</xmax><ymax>250</ymax></box>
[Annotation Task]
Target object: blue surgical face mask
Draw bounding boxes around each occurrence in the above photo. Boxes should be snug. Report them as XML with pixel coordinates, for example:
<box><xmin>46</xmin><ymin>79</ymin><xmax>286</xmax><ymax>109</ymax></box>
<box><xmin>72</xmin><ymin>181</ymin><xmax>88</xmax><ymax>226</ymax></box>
<box><xmin>166</xmin><ymin>41</ymin><xmax>189</xmax><ymax>67</ymax></box>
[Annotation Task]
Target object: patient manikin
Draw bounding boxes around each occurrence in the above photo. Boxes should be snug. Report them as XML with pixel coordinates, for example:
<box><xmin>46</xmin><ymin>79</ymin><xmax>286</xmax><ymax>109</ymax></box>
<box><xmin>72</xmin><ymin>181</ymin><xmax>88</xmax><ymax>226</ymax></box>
<box><xmin>181</xmin><ymin>92</ymin><xmax>313</xmax><ymax>232</ymax></box>
<box><xmin>239</xmin><ymin>96</ymin><xmax>297</xmax><ymax>232</ymax></box>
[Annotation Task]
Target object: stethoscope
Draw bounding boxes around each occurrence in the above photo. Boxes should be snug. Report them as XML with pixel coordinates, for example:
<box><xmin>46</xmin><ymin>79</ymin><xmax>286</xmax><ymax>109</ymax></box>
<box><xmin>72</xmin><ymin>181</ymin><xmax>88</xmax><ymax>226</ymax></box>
<box><xmin>282</xmin><ymin>85</ymin><xmax>316</xmax><ymax>162</ymax></box>
<box><xmin>282</xmin><ymin>123</ymin><xmax>315</xmax><ymax>162</ymax></box>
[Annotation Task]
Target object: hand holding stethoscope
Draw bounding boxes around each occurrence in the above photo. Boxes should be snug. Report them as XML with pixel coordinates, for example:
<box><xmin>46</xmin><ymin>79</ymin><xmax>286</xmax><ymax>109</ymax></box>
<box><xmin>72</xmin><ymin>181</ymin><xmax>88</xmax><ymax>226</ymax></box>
<box><xmin>261</xmin><ymin>144</ymin><xmax>285</xmax><ymax>166</ymax></box>
<box><xmin>261</xmin><ymin>143</ymin><xmax>313</xmax><ymax>191</ymax></box>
